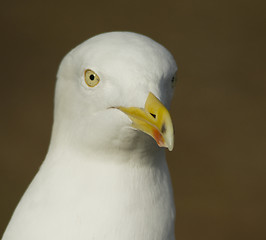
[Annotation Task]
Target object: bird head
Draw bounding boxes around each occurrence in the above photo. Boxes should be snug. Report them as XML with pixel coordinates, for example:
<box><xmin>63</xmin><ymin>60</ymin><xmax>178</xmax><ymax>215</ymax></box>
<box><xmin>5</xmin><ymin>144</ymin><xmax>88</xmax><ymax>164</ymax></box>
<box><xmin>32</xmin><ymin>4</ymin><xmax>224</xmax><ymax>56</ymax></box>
<box><xmin>51</xmin><ymin>32</ymin><xmax>177</xmax><ymax>157</ymax></box>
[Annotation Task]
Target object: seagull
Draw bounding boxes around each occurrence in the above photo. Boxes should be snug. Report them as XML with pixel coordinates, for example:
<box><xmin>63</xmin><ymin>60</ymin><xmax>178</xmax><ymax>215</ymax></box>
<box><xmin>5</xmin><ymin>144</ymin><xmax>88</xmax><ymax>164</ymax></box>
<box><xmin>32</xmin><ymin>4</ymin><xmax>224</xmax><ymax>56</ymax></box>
<box><xmin>2</xmin><ymin>32</ymin><xmax>178</xmax><ymax>240</ymax></box>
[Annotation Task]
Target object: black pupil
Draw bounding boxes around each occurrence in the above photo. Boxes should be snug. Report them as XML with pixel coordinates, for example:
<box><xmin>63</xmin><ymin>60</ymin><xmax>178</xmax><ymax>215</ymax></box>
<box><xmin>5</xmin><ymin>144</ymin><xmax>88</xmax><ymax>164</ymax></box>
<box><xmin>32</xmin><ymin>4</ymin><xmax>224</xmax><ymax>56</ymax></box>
<box><xmin>90</xmin><ymin>74</ymin><xmax>95</xmax><ymax>80</ymax></box>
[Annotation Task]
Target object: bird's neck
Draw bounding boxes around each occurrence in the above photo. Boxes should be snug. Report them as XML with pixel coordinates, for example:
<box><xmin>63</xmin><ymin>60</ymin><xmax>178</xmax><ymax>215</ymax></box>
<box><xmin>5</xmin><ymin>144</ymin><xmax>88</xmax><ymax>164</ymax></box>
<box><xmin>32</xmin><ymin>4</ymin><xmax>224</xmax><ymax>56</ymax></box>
<box><xmin>45</xmin><ymin>138</ymin><xmax>166</xmax><ymax>169</ymax></box>
<box><xmin>10</xmin><ymin>143</ymin><xmax>175</xmax><ymax>240</ymax></box>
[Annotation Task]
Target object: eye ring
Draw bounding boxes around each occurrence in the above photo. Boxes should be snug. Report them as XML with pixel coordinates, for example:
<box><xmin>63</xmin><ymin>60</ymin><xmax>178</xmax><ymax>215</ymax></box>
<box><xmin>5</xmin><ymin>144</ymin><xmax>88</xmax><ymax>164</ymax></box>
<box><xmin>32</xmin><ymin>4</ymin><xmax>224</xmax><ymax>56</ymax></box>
<box><xmin>84</xmin><ymin>69</ymin><xmax>100</xmax><ymax>87</ymax></box>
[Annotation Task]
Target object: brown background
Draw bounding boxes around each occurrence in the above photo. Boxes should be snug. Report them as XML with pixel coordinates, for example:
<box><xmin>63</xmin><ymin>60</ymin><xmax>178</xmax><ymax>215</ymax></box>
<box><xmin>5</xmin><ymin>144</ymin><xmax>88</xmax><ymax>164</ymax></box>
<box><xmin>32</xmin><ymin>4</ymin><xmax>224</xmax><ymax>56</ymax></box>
<box><xmin>0</xmin><ymin>0</ymin><xmax>265</xmax><ymax>239</ymax></box>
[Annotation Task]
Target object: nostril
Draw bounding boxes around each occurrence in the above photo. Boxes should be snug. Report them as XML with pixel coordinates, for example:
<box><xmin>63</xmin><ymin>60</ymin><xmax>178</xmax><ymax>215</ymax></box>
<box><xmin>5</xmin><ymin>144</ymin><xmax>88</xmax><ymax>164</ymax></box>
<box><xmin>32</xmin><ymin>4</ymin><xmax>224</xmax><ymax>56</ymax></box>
<box><xmin>150</xmin><ymin>113</ymin><xmax>156</xmax><ymax>119</ymax></box>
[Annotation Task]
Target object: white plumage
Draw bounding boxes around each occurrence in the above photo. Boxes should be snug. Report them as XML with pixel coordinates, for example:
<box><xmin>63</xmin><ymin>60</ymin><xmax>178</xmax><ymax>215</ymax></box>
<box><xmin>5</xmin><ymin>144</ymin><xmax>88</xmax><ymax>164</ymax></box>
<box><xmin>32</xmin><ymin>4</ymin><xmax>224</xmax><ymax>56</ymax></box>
<box><xmin>2</xmin><ymin>32</ymin><xmax>178</xmax><ymax>240</ymax></box>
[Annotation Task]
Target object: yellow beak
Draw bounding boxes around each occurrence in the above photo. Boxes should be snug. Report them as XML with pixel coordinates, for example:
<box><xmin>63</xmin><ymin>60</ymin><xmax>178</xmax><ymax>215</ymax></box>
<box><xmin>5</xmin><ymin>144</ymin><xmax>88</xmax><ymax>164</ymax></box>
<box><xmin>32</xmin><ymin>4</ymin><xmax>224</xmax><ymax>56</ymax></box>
<box><xmin>117</xmin><ymin>92</ymin><xmax>174</xmax><ymax>151</ymax></box>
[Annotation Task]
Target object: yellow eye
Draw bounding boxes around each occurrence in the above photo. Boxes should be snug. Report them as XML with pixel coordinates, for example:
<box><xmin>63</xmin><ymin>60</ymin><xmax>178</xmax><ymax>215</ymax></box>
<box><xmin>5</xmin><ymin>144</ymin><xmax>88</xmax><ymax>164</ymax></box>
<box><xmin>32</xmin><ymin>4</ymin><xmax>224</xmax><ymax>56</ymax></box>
<box><xmin>84</xmin><ymin>69</ymin><xmax>100</xmax><ymax>87</ymax></box>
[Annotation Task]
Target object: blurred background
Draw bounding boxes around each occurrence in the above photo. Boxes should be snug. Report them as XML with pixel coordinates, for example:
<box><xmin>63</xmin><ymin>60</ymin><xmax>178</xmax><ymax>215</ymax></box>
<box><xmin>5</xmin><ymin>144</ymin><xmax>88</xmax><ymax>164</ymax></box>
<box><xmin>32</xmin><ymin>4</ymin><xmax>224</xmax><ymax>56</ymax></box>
<box><xmin>0</xmin><ymin>0</ymin><xmax>265</xmax><ymax>239</ymax></box>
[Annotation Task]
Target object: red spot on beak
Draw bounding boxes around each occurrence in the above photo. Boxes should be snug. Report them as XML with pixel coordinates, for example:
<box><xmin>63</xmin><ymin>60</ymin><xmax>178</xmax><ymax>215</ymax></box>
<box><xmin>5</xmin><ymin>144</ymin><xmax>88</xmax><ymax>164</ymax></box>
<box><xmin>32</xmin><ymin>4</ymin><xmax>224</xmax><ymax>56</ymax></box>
<box><xmin>152</xmin><ymin>128</ymin><xmax>164</xmax><ymax>147</ymax></box>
